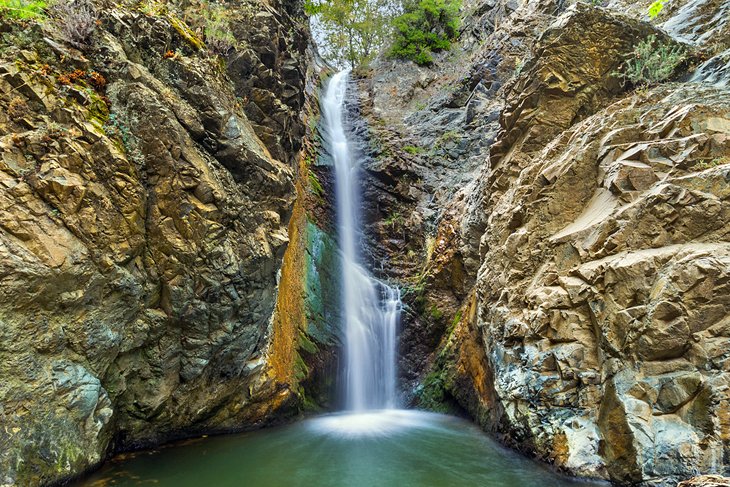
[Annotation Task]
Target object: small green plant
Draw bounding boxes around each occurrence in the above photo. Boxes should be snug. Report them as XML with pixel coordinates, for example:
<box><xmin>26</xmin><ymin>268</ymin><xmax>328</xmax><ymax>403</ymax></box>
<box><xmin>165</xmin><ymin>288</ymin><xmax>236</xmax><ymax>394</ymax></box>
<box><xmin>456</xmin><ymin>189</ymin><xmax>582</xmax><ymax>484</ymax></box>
<box><xmin>450</xmin><ymin>309</ymin><xmax>462</xmax><ymax>329</ymax></box>
<box><xmin>138</xmin><ymin>0</ymin><xmax>166</xmax><ymax>15</ymax></box>
<box><xmin>435</xmin><ymin>130</ymin><xmax>460</xmax><ymax>148</ymax></box>
<box><xmin>0</xmin><ymin>0</ymin><xmax>46</xmax><ymax>19</ymax></box>
<box><xmin>403</xmin><ymin>145</ymin><xmax>423</xmax><ymax>155</ymax></box>
<box><xmin>692</xmin><ymin>157</ymin><xmax>730</xmax><ymax>170</ymax></box>
<box><xmin>389</xmin><ymin>0</ymin><xmax>461</xmax><ymax>66</ymax></box>
<box><xmin>384</xmin><ymin>211</ymin><xmax>402</xmax><ymax>227</ymax></box>
<box><xmin>513</xmin><ymin>58</ymin><xmax>525</xmax><ymax>77</ymax></box>
<box><xmin>619</xmin><ymin>35</ymin><xmax>685</xmax><ymax>86</ymax></box>
<box><xmin>429</xmin><ymin>304</ymin><xmax>444</xmax><ymax>320</ymax></box>
<box><xmin>308</xmin><ymin>169</ymin><xmax>324</xmax><ymax>197</ymax></box>
<box><xmin>648</xmin><ymin>0</ymin><xmax>667</xmax><ymax>19</ymax></box>
<box><xmin>204</xmin><ymin>6</ymin><xmax>237</xmax><ymax>56</ymax></box>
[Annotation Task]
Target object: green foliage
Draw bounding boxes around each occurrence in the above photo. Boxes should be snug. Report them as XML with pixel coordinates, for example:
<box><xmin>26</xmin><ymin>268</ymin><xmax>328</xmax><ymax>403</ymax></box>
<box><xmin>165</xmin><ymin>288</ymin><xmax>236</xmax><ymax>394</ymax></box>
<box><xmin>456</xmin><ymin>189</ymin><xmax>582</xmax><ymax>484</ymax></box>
<box><xmin>308</xmin><ymin>169</ymin><xmax>325</xmax><ymax>197</ymax></box>
<box><xmin>450</xmin><ymin>309</ymin><xmax>462</xmax><ymax>329</ymax></box>
<box><xmin>415</xmin><ymin>369</ymin><xmax>450</xmax><ymax>412</ymax></box>
<box><xmin>513</xmin><ymin>58</ymin><xmax>524</xmax><ymax>77</ymax></box>
<box><xmin>298</xmin><ymin>330</ymin><xmax>319</xmax><ymax>355</ymax></box>
<box><xmin>204</xmin><ymin>5</ymin><xmax>237</xmax><ymax>56</ymax></box>
<box><xmin>429</xmin><ymin>303</ymin><xmax>443</xmax><ymax>321</ymax></box>
<box><xmin>403</xmin><ymin>144</ymin><xmax>423</xmax><ymax>154</ymax></box>
<box><xmin>619</xmin><ymin>35</ymin><xmax>685</xmax><ymax>86</ymax></box>
<box><xmin>648</xmin><ymin>0</ymin><xmax>667</xmax><ymax>19</ymax></box>
<box><xmin>692</xmin><ymin>157</ymin><xmax>730</xmax><ymax>170</ymax></box>
<box><xmin>306</xmin><ymin>0</ymin><xmax>396</xmax><ymax>68</ymax></box>
<box><xmin>431</xmin><ymin>129</ymin><xmax>460</xmax><ymax>152</ymax></box>
<box><xmin>389</xmin><ymin>0</ymin><xmax>460</xmax><ymax>66</ymax></box>
<box><xmin>0</xmin><ymin>0</ymin><xmax>46</xmax><ymax>19</ymax></box>
<box><xmin>415</xmin><ymin>363</ymin><xmax>461</xmax><ymax>415</ymax></box>
<box><xmin>384</xmin><ymin>211</ymin><xmax>402</xmax><ymax>226</ymax></box>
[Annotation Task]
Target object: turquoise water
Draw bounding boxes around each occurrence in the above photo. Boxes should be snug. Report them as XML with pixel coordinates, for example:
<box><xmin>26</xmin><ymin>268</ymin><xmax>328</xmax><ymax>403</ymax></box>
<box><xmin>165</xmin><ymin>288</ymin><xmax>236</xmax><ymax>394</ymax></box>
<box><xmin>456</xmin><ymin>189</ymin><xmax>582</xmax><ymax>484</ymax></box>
<box><xmin>77</xmin><ymin>410</ymin><xmax>606</xmax><ymax>487</ymax></box>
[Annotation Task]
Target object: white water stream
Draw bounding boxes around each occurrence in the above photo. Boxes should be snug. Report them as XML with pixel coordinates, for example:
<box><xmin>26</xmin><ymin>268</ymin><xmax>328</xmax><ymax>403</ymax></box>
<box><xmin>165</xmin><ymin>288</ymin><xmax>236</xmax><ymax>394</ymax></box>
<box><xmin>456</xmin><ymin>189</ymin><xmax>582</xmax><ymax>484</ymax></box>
<box><xmin>321</xmin><ymin>70</ymin><xmax>401</xmax><ymax>413</ymax></box>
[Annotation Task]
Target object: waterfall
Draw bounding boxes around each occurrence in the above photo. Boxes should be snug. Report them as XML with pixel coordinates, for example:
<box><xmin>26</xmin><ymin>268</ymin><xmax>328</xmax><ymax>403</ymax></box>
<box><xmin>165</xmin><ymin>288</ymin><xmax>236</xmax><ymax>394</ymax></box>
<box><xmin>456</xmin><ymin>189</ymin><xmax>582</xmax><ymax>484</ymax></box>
<box><xmin>321</xmin><ymin>70</ymin><xmax>401</xmax><ymax>412</ymax></box>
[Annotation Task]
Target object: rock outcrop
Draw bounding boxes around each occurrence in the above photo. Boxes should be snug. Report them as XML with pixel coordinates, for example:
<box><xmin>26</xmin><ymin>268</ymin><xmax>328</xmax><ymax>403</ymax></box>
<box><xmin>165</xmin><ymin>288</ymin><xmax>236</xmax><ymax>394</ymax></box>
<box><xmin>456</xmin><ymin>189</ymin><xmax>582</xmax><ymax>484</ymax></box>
<box><xmin>360</xmin><ymin>0</ymin><xmax>730</xmax><ymax>486</ymax></box>
<box><xmin>475</xmin><ymin>81</ymin><xmax>730</xmax><ymax>485</ymax></box>
<box><xmin>679</xmin><ymin>476</ymin><xmax>730</xmax><ymax>487</ymax></box>
<box><xmin>0</xmin><ymin>0</ymin><xmax>316</xmax><ymax>484</ymax></box>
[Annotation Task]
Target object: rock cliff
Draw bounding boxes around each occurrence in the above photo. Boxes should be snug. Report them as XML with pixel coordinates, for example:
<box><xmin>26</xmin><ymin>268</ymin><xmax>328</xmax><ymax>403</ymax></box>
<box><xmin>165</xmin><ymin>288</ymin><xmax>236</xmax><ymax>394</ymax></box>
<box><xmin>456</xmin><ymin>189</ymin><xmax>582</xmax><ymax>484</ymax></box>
<box><xmin>359</xmin><ymin>0</ymin><xmax>730</xmax><ymax>485</ymax></box>
<box><xmin>3</xmin><ymin>0</ymin><xmax>730</xmax><ymax>485</ymax></box>
<box><xmin>0</xmin><ymin>0</ymin><xmax>321</xmax><ymax>484</ymax></box>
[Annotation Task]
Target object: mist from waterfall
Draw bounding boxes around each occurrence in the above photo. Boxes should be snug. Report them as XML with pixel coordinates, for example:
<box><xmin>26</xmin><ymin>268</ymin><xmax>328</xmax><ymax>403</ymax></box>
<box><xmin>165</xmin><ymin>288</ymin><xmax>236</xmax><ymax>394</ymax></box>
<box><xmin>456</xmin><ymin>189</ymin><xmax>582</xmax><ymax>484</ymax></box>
<box><xmin>320</xmin><ymin>70</ymin><xmax>401</xmax><ymax>411</ymax></box>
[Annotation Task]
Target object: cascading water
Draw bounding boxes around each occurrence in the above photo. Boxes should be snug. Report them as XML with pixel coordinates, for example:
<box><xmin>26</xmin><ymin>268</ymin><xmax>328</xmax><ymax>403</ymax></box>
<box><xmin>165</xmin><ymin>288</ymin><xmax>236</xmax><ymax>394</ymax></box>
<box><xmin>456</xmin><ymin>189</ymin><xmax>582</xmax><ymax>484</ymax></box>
<box><xmin>321</xmin><ymin>70</ymin><xmax>401</xmax><ymax>412</ymax></box>
<box><xmin>74</xmin><ymin>68</ymin><xmax>610</xmax><ymax>487</ymax></box>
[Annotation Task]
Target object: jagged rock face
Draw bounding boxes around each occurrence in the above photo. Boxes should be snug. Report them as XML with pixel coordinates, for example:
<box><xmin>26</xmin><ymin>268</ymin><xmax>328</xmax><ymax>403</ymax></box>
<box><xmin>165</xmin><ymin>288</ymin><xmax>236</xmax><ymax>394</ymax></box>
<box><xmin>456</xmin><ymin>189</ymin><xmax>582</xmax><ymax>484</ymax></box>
<box><xmin>462</xmin><ymin>4</ymin><xmax>730</xmax><ymax>485</ymax></box>
<box><xmin>477</xmin><ymin>82</ymin><xmax>730</xmax><ymax>485</ymax></box>
<box><xmin>362</xmin><ymin>0</ymin><xmax>730</xmax><ymax>485</ymax></box>
<box><xmin>679</xmin><ymin>476</ymin><xmax>730</xmax><ymax>487</ymax></box>
<box><xmin>0</xmin><ymin>1</ymin><xmax>309</xmax><ymax>484</ymax></box>
<box><xmin>488</xmin><ymin>6</ymin><xmax>673</xmax><ymax>166</ymax></box>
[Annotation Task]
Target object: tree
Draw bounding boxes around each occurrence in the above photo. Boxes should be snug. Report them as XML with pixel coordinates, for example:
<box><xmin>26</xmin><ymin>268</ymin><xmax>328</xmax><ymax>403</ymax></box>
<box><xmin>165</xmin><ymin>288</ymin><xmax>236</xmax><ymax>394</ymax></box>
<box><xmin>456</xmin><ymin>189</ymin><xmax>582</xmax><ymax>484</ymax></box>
<box><xmin>389</xmin><ymin>0</ymin><xmax>460</xmax><ymax>66</ymax></box>
<box><xmin>306</xmin><ymin>0</ymin><xmax>398</xmax><ymax>68</ymax></box>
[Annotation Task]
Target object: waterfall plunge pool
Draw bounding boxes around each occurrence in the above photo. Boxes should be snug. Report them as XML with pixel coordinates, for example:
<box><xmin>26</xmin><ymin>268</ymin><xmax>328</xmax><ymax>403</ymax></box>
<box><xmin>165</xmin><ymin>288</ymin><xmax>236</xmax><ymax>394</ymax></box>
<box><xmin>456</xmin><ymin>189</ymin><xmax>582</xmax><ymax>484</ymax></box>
<box><xmin>76</xmin><ymin>72</ymin><xmax>607</xmax><ymax>487</ymax></box>
<box><xmin>76</xmin><ymin>410</ymin><xmax>606</xmax><ymax>487</ymax></box>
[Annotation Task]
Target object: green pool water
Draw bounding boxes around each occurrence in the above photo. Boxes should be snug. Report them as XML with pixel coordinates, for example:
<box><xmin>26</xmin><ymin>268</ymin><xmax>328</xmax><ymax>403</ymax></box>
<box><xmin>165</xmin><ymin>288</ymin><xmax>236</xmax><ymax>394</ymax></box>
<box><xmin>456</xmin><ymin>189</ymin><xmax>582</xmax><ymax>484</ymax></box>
<box><xmin>77</xmin><ymin>410</ymin><xmax>606</xmax><ymax>487</ymax></box>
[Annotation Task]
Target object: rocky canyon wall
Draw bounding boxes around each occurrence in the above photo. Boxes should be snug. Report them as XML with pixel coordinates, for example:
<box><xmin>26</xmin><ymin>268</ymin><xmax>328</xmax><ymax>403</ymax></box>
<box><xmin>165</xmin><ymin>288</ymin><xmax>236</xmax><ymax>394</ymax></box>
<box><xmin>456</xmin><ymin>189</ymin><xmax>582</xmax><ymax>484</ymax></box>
<box><xmin>0</xmin><ymin>0</ymin><xmax>322</xmax><ymax>484</ymax></box>
<box><xmin>360</xmin><ymin>0</ymin><xmax>730</xmax><ymax>485</ymax></box>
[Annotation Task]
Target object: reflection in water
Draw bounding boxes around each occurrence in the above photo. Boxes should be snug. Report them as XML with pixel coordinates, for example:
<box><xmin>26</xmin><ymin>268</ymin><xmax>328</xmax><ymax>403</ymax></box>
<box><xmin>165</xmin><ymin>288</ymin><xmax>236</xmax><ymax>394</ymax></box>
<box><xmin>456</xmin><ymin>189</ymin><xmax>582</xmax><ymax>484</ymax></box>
<box><xmin>78</xmin><ymin>411</ymin><xmax>607</xmax><ymax>487</ymax></box>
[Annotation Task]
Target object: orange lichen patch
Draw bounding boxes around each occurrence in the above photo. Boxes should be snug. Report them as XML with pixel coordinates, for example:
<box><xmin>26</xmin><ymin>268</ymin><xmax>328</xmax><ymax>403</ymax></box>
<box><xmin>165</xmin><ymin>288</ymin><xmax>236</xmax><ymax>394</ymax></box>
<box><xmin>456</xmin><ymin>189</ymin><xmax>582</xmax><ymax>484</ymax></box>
<box><xmin>88</xmin><ymin>71</ymin><xmax>106</xmax><ymax>89</ymax></box>
<box><xmin>57</xmin><ymin>69</ymin><xmax>86</xmax><ymax>86</ymax></box>
<box><xmin>550</xmin><ymin>430</ymin><xmax>572</xmax><ymax>467</ymax></box>
<box><xmin>268</xmin><ymin>153</ymin><xmax>309</xmax><ymax>387</ymax></box>
<box><xmin>451</xmin><ymin>293</ymin><xmax>492</xmax><ymax>402</ymax></box>
<box><xmin>164</xmin><ymin>50</ymin><xmax>176</xmax><ymax>59</ymax></box>
<box><xmin>719</xmin><ymin>397</ymin><xmax>730</xmax><ymax>441</ymax></box>
<box><xmin>57</xmin><ymin>70</ymin><xmax>107</xmax><ymax>94</ymax></box>
<box><xmin>423</xmin><ymin>205</ymin><xmax>465</xmax><ymax>295</ymax></box>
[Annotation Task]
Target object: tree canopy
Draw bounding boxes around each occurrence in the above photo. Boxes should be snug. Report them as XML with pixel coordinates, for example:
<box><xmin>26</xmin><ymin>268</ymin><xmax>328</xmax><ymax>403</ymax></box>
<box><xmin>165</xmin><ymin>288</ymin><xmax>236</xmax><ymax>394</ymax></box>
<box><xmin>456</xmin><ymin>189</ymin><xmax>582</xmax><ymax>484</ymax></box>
<box><xmin>390</xmin><ymin>0</ymin><xmax>460</xmax><ymax>65</ymax></box>
<box><xmin>306</xmin><ymin>0</ymin><xmax>399</xmax><ymax>68</ymax></box>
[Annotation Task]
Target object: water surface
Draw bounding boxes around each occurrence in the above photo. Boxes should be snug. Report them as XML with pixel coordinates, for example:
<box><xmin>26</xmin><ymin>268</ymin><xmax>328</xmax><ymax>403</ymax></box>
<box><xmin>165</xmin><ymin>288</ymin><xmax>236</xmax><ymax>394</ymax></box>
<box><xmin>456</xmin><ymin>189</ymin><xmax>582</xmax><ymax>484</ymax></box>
<box><xmin>78</xmin><ymin>410</ymin><xmax>606</xmax><ymax>487</ymax></box>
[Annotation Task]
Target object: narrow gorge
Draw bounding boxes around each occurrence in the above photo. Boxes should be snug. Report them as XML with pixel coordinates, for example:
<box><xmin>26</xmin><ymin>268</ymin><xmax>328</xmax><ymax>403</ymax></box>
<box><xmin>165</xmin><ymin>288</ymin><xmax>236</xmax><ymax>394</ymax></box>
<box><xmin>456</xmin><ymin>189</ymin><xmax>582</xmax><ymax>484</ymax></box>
<box><xmin>0</xmin><ymin>0</ymin><xmax>728</xmax><ymax>486</ymax></box>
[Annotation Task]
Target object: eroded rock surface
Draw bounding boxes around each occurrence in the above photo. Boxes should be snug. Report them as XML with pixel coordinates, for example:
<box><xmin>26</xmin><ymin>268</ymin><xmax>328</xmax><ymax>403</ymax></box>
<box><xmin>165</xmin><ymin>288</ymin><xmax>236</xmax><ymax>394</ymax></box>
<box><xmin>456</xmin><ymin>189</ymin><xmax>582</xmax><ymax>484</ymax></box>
<box><xmin>361</xmin><ymin>0</ymin><xmax>730</xmax><ymax>485</ymax></box>
<box><xmin>476</xmin><ymin>83</ymin><xmax>730</xmax><ymax>485</ymax></box>
<box><xmin>0</xmin><ymin>0</ymin><xmax>313</xmax><ymax>484</ymax></box>
<box><xmin>679</xmin><ymin>476</ymin><xmax>730</xmax><ymax>487</ymax></box>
